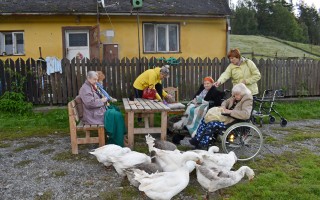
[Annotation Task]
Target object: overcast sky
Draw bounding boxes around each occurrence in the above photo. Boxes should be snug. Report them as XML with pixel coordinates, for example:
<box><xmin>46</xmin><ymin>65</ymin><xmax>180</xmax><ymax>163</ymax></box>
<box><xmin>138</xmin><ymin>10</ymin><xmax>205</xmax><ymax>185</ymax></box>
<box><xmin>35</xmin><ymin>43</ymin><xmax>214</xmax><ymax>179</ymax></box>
<box><xmin>230</xmin><ymin>0</ymin><xmax>320</xmax><ymax>11</ymax></box>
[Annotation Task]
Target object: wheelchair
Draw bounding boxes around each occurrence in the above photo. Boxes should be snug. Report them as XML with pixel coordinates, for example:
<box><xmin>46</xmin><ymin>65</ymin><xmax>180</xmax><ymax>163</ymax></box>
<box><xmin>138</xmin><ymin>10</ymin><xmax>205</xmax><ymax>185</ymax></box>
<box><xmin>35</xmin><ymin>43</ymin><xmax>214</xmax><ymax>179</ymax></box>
<box><xmin>198</xmin><ymin>105</ymin><xmax>264</xmax><ymax>161</ymax></box>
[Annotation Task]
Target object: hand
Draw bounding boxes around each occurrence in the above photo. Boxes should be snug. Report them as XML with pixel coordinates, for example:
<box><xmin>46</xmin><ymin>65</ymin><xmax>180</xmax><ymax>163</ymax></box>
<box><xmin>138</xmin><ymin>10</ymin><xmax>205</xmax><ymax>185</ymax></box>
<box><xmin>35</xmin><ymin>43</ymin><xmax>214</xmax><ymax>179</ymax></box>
<box><xmin>223</xmin><ymin>108</ymin><xmax>232</xmax><ymax>114</ymax></box>
<box><xmin>213</xmin><ymin>81</ymin><xmax>221</xmax><ymax>87</ymax></box>
<box><xmin>101</xmin><ymin>97</ymin><xmax>108</xmax><ymax>103</ymax></box>
<box><xmin>192</xmin><ymin>98</ymin><xmax>197</xmax><ymax>104</ymax></box>
<box><xmin>111</xmin><ymin>98</ymin><xmax>117</xmax><ymax>102</ymax></box>
<box><xmin>166</xmin><ymin>94</ymin><xmax>173</xmax><ymax>99</ymax></box>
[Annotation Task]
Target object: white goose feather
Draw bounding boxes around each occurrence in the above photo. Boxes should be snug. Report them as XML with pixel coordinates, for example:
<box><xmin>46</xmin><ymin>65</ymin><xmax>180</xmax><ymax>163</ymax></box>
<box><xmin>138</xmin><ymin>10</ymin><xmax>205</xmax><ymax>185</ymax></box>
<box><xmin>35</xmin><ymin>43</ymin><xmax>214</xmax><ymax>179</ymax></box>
<box><xmin>89</xmin><ymin>144</ymin><xmax>131</xmax><ymax>167</ymax></box>
<box><xmin>196</xmin><ymin>165</ymin><xmax>255</xmax><ymax>192</ymax></box>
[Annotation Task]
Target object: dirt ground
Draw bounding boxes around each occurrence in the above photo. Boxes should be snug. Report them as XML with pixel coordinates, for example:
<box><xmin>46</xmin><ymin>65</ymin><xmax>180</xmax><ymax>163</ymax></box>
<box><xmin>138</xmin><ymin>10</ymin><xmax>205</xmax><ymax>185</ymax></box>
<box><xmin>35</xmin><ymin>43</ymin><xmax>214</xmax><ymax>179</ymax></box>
<box><xmin>0</xmin><ymin>119</ymin><xmax>319</xmax><ymax>200</ymax></box>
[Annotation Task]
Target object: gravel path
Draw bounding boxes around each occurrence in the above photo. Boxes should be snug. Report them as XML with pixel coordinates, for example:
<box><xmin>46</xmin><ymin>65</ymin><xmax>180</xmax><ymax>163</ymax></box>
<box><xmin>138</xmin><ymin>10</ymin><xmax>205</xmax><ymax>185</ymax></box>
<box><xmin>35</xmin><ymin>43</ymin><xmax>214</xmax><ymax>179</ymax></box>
<box><xmin>0</xmin><ymin>119</ymin><xmax>319</xmax><ymax>200</ymax></box>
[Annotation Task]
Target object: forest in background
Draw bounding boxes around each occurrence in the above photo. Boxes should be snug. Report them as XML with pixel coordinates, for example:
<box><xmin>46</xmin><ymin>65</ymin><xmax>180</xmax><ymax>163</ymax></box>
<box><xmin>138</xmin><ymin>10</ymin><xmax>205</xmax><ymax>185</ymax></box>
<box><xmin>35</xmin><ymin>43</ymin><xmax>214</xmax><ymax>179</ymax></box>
<box><xmin>230</xmin><ymin>0</ymin><xmax>320</xmax><ymax>45</ymax></box>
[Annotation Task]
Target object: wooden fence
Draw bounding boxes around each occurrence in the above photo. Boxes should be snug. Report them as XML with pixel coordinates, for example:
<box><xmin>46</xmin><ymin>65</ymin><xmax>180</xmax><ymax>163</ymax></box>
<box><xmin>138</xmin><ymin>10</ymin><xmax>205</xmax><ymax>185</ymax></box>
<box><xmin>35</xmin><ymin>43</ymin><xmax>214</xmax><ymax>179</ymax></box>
<box><xmin>0</xmin><ymin>57</ymin><xmax>319</xmax><ymax>105</ymax></box>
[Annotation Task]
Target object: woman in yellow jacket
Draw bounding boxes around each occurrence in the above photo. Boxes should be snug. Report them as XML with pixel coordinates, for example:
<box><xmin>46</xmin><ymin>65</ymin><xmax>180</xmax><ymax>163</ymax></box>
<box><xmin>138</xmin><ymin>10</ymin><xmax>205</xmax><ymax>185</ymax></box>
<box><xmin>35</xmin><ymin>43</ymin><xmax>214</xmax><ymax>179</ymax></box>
<box><xmin>133</xmin><ymin>65</ymin><xmax>172</xmax><ymax>101</ymax></box>
<box><xmin>214</xmin><ymin>49</ymin><xmax>261</xmax><ymax>95</ymax></box>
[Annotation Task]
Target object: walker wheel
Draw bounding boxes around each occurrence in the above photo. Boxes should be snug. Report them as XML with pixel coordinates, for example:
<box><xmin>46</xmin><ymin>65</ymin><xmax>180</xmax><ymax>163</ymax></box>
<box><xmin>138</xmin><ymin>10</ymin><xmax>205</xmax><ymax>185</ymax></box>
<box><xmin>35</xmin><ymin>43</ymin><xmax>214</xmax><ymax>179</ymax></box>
<box><xmin>269</xmin><ymin>116</ymin><xmax>276</xmax><ymax>124</ymax></box>
<box><xmin>280</xmin><ymin>119</ymin><xmax>287</xmax><ymax>127</ymax></box>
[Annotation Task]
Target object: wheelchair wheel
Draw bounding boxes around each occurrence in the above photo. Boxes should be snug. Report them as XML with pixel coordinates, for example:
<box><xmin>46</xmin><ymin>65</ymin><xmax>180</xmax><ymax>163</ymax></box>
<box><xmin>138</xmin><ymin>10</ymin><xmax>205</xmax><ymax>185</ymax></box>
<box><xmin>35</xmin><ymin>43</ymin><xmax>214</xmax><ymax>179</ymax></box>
<box><xmin>280</xmin><ymin>118</ymin><xmax>287</xmax><ymax>127</ymax></box>
<box><xmin>221</xmin><ymin>122</ymin><xmax>263</xmax><ymax>161</ymax></box>
<box><xmin>269</xmin><ymin>116</ymin><xmax>276</xmax><ymax>124</ymax></box>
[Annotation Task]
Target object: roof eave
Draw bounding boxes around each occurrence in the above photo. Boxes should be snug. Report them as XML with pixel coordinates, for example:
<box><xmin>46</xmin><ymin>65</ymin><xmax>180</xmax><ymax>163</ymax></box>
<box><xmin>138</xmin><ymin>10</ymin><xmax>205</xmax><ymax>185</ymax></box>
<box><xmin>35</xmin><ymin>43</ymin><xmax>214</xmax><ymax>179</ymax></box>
<box><xmin>0</xmin><ymin>12</ymin><xmax>230</xmax><ymax>18</ymax></box>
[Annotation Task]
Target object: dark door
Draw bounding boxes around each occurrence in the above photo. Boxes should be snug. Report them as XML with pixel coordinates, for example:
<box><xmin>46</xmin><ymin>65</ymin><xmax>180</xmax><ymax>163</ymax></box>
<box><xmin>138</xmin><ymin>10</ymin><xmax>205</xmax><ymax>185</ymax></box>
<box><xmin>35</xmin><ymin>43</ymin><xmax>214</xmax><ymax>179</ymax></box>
<box><xmin>103</xmin><ymin>44</ymin><xmax>119</xmax><ymax>62</ymax></box>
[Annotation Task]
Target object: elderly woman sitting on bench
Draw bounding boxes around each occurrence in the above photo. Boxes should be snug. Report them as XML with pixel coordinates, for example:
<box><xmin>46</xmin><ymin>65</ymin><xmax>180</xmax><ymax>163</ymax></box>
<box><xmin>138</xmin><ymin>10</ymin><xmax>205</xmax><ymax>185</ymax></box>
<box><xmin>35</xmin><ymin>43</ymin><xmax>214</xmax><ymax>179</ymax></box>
<box><xmin>79</xmin><ymin>71</ymin><xmax>126</xmax><ymax>147</ymax></box>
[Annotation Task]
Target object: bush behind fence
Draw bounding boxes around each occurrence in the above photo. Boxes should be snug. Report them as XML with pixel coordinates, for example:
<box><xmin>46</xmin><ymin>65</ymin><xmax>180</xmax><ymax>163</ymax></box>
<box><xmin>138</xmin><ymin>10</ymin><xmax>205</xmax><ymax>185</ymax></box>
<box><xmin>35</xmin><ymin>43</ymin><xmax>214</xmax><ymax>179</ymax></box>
<box><xmin>0</xmin><ymin>57</ymin><xmax>319</xmax><ymax>105</ymax></box>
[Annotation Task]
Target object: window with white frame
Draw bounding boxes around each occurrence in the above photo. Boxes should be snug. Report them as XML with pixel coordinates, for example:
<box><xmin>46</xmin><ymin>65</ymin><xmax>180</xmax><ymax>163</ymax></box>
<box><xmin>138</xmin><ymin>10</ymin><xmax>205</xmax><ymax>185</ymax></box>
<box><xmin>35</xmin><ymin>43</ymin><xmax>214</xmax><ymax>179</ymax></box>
<box><xmin>143</xmin><ymin>23</ymin><xmax>179</xmax><ymax>53</ymax></box>
<box><xmin>0</xmin><ymin>32</ymin><xmax>25</xmax><ymax>56</ymax></box>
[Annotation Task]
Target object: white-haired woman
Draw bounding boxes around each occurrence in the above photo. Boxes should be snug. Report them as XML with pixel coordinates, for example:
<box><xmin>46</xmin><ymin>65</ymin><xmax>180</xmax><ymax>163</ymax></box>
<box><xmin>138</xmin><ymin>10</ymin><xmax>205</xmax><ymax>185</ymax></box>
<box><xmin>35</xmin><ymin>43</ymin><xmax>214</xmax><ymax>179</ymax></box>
<box><xmin>189</xmin><ymin>83</ymin><xmax>253</xmax><ymax>148</ymax></box>
<box><xmin>79</xmin><ymin>71</ymin><xmax>126</xmax><ymax>147</ymax></box>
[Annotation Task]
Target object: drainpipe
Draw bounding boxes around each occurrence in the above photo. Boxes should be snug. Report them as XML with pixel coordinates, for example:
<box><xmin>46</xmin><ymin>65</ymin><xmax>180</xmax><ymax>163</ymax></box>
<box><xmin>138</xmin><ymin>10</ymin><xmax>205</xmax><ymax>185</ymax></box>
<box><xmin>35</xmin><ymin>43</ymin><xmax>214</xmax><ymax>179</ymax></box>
<box><xmin>226</xmin><ymin>16</ymin><xmax>231</xmax><ymax>55</ymax></box>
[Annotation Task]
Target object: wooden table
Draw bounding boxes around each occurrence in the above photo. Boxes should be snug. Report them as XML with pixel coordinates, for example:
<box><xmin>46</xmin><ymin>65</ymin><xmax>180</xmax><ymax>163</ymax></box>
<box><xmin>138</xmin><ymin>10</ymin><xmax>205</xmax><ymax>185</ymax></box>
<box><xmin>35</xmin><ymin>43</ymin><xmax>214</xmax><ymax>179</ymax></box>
<box><xmin>123</xmin><ymin>98</ymin><xmax>170</xmax><ymax>149</ymax></box>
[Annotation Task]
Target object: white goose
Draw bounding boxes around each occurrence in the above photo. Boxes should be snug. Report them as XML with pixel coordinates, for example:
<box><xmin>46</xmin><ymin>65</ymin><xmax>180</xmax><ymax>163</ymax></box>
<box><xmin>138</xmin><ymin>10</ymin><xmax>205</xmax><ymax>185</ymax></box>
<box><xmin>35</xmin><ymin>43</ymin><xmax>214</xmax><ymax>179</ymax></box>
<box><xmin>134</xmin><ymin>160</ymin><xmax>198</xmax><ymax>200</ymax></box>
<box><xmin>145</xmin><ymin>134</ymin><xmax>177</xmax><ymax>152</ymax></box>
<box><xmin>89</xmin><ymin>144</ymin><xmax>131</xmax><ymax>167</ymax></box>
<box><xmin>202</xmin><ymin>151</ymin><xmax>237</xmax><ymax>171</ymax></box>
<box><xmin>153</xmin><ymin>149</ymin><xmax>202</xmax><ymax>172</ymax></box>
<box><xmin>108</xmin><ymin>151</ymin><xmax>151</xmax><ymax>177</ymax></box>
<box><xmin>191</xmin><ymin>146</ymin><xmax>220</xmax><ymax>157</ymax></box>
<box><xmin>196</xmin><ymin>165</ymin><xmax>255</xmax><ymax>193</ymax></box>
<box><xmin>124</xmin><ymin>161</ymin><xmax>163</xmax><ymax>188</ymax></box>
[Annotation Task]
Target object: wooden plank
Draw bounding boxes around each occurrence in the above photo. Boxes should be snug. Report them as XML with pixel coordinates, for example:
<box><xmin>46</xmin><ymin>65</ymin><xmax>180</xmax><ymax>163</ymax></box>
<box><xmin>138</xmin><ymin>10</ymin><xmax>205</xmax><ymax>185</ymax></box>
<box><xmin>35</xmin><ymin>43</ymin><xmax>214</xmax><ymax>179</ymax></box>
<box><xmin>61</xmin><ymin>58</ymin><xmax>68</xmax><ymax>104</ymax></box>
<box><xmin>0</xmin><ymin>60</ymin><xmax>5</xmax><ymax>95</ymax></box>
<box><xmin>111</xmin><ymin>60</ymin><xmax>117</xmax><ymax>98</ymax></box>
<box><xmin>157</xmin><ymin>101</ymin><xmax>171</xmax><ymax>110</ymax></box>
<box><xmin>121</xmin><ymin>58</ymin><xmax>126</xmax><ymax>98</ymax></box>
<box><xmin>29</xmin><ymin>58</ymin><xmax>39</xmax><ymax>104</ymax></box>
<box><xmin>125</xmin><ymin>58</ymin><xmax>131</xmax><ymax>97</ymax></box>
<box><xmin>19</xmin><ymin>59</ymin><xmax>27</xmax><ymax>98</ymax></box>
<box><xmin>76</xmin><ymin>58</ymin><xmax>82</xmax><ymax>95</ymax></box>
<box><xmin>77</xmin><ymin>138</ymin><xmax>99</xmax><ymax>144</ymax></box>
<box><xmin>65</xmin><ymin>58</ymin><xmax>72</xmax><ymax>102</ymax></box>
<box><xmin>190</xmin><ymin>58</ymin><xmax>195</xmax><ymax>100</ymax></box>
<box><xmin>148</xmin><ymin>99</ymin><xmax>165</xmax><ymax>110</ymax></box>
<box><xmin>81</xmin><ymin>58</ymin><xmax>87</xmax><ymax>87</ymax></box>
<box><xmin>160</xmin><ymin>111</ymin><xmax>167</xmax><ymax>140</ymax></box>
<box><xmin>116</xmin><ymin>59</ymin><xmax>121</xmax><ymax>99</ymax></box>
<box><xmin>127</xmin><ymin>111</ymin><xmax>135</xmax><ymax>149</ymax></box>
<box><xmin>133</xmin><ymin>128</ymin><xmax>161</xmax><ymax>134</ymax></box>
<box><xmin>144</xmin><ymin>99</ymin><xmax>158</xmax><ymax>110</ymax></box>
<box><xmin>180</xmin><ymin>58</ymin><xmax>186</xmax><ymax>100</ymax></box>
<box><xmin>136</xmin><ymin>98</ymin><xmax>151</xmax><ymax>110</ymax></box>
<box><xmin>122</xmin><ymin>98</ymin><xmax>132</xmax><ymax>111</ymax></box>
<box><xmin>70</xmin><ymin>58</ymin><xmax>77</xmax><ymax>98</ymax></box>
<box><xmin>4</xmin><ymin>59</ymin><xmax>12</xmax><ymax>92</ymax></box>
<box><xmin>25</xmin><ymin>59</ymin><xmax>33</xmax><ymax>102</ymax></box>
<box><xmin>56</xmin><ymin>72</ymin><xmax>62</xmax><ymax>104</ymax></box>
<box><xmin>51</xmin><ymin>72</ymin><xmax>57</xmax><ymax>104</ymax></box>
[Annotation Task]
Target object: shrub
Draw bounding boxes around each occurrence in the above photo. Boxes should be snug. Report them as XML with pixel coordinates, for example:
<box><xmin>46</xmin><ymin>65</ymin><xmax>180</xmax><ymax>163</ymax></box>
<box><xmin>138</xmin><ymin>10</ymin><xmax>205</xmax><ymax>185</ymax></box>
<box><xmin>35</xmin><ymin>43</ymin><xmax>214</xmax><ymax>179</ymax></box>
<box><xmin>0</xmin><ymin>91</ymin><xmax>33</xmax><ymax>114</ymax></box>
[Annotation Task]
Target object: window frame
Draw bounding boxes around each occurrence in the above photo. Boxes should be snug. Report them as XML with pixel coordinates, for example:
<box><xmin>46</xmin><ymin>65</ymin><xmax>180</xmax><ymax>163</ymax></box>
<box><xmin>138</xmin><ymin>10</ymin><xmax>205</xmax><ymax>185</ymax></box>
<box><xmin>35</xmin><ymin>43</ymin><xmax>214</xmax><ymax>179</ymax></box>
<box><xmin>143</xmin><ymin>23</ymin><xmax>180</xmax><ymax>54</ymax></box>
<box><xmin>0</xmin><ymin>31</ymin><xmax>25</xmax><ymax>56</ymax></box>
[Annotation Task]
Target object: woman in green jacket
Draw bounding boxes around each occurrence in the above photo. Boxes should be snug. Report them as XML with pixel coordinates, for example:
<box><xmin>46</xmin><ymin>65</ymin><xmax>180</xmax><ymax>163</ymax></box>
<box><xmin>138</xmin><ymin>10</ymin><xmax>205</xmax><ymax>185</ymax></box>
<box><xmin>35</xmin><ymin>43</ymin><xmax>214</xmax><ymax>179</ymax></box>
<box><xmin>214</xmin><ymin>49</ymin><xmax>261</xmax><ymax>95</ymax></box>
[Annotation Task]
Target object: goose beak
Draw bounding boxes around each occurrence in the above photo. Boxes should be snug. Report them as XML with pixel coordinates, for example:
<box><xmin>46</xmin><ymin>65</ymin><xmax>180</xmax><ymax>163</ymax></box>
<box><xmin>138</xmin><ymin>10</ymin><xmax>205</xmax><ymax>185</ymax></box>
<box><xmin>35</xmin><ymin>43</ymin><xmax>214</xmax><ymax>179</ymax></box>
<box><xmin>249</xmin><ymin>176</ymin><xmax>255</xmax><ymax>181</ymax></box>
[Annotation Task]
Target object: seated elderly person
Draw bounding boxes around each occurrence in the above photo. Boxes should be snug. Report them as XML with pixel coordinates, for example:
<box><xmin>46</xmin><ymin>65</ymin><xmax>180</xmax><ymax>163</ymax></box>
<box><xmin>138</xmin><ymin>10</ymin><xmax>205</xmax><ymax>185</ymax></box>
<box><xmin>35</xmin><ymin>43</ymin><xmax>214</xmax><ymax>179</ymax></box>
<box><xmin>189</xmin><ymin>83</ymin><xmax>253</xmax><ymax>148</ymax></box>
<box><xmin>79</xmin><ymin>71</ymin><xmax>126</xmax><ymax>147</ymax></box>
<box><xmin>172</xmin><ymin>77</ymin><xmax>224</xmax><ymax>144</ymax></box>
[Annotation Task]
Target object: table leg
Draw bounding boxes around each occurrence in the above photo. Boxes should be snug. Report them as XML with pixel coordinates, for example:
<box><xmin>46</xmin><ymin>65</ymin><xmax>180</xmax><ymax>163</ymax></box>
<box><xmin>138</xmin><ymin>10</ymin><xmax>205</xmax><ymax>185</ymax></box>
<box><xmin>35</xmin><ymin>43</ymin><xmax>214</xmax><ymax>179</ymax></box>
<box><xmin>127</xmin><ymin>111</ymin><xmax>134</xmax><ymax>149</ymax></box>
<box><xmin>125</xmin><ymin>113</ymin><xmax>128</xmax><ymax>129</ymax></box>
<box><xmin>161</xmin><ymin>111</ymin><xmax>167</xmax><ymax>140</ymax></box>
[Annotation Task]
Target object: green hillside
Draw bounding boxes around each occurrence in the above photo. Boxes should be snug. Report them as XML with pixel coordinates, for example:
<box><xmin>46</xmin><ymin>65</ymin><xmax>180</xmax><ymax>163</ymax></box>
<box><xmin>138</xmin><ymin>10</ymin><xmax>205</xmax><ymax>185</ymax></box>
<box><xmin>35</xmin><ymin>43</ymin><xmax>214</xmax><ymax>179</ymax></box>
<box><xmin>230</xmin><ymin>35</ymin><xmax>320</xmax><ymax>60</ymax></box>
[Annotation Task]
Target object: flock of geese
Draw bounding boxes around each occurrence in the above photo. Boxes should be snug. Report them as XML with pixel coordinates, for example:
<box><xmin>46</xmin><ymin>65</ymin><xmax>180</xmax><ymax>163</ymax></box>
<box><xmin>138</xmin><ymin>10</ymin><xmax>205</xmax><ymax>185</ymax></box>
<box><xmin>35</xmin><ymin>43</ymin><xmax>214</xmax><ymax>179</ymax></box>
<box><xmin>89</xmin><ymin>134</ymin><xmax>255</xmax><ymax>200</ymax></box>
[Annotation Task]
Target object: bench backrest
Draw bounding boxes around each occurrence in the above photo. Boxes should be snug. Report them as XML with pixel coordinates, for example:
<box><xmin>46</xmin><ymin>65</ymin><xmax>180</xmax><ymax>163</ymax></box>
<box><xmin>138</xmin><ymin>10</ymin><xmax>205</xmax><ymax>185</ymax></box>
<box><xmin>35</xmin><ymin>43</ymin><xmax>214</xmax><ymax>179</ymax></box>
<box><xmin>68</xmin><ymin>96</ymin><xmax>84</xmax><ymax>122</ymax></box>
<box><xmin>164</xmin><ymin>87</ymin><xmax>179</xmax><ymax>102</ymax></box>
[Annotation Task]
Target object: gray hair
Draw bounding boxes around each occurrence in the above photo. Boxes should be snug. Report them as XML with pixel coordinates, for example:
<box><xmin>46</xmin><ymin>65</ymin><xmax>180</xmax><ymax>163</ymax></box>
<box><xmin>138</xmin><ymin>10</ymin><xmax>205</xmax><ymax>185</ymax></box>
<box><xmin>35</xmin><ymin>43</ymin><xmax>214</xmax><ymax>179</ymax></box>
<box><xmin>232</xmin><ymin>83</ymin><xmax>252</xmax><ymax>96</ymax></box>
<box><xmin>87</xmin><ymin>71</ymin><xmax>98</xmax><ymax>79</ymax></box>
<box><xmin>160</xmin><ymin>65</ymin><xmax>170</xmax><ymax>77</ymax></box>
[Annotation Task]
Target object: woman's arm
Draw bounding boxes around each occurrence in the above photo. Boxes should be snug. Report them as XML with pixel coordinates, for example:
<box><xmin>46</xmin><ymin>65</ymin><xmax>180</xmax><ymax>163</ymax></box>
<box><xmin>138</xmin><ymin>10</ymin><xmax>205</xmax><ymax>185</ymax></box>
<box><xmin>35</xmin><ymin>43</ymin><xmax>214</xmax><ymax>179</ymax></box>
<box><xmin>229</xmin><ymin>98</ymin><xmax>253</xmax><ymax>120</ymax></box>
<box><xmin>217</xmin><ymin>65</ymin><xmax>232</xmax><ymax>85</ymax></box>
<box><xmin>244</xmin><ymin>59</ymin><xmax>261</xmax><ymax>85</ymax></box>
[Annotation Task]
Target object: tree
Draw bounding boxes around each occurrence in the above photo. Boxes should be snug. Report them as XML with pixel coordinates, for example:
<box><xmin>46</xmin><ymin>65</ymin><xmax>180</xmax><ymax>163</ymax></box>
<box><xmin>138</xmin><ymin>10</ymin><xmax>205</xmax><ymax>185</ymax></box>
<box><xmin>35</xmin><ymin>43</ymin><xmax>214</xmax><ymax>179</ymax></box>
<box><xmin>231</xmin><ymin>1</ymin><xmax>258</xmax><ymax>35</ymax></box>
<box><xmin>297</xmin><ymin>3</ymin><xmax>320</xmax><ymax>44</ymax></box>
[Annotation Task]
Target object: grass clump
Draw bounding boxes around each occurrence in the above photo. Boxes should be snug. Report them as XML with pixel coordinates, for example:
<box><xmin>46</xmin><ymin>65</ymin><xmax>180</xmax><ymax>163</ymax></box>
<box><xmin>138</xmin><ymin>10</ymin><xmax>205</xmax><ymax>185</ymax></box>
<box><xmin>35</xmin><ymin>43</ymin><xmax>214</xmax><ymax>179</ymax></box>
<box><xmin>13</xmin><ymin>141</ymin><xmax>44</xmax><ymax>152</ymax></box>
<box><xmin>100</xmin><ymin>186</ymin><xmax>140</xmax><ymax>200</ymax></box>
<box><xmin>0</xmin><ymin>142</ymin><xmax>10</xmax><ymax>148</ymax></box>
<box><xmin>14</xmin><ymin>160</ymin><xmax>32</xmax><ymax>167</ymax></box>
<box><xmin>40</xmin><ymin>149</ymin><xmax>55</xmax><ymax>155</ymax></box>
<box><xmin>34</xmin><ymin>190</ymin><xmax>54</xmax><ymax>200</ymax></box>
<box><xmin>51</xmin><ymin>170</ymin><xmax>67</xmax><ymax>177</ymax></box>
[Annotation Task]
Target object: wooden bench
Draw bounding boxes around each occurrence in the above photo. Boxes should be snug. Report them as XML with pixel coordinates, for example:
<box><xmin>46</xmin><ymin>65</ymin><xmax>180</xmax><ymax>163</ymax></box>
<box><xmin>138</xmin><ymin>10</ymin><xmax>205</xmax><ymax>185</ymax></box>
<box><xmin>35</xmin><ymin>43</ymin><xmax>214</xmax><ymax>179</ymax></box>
<box><xmin>68</xmin><ymin>96</ymin><xmax>105</xmax><ymax>154</ymax></box>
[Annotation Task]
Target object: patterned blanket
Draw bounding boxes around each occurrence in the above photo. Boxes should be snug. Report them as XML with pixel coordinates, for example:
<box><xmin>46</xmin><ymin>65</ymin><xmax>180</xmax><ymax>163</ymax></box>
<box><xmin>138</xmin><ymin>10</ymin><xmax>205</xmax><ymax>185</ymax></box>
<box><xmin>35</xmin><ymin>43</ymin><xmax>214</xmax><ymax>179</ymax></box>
<box><xmin>173</xmin><ymin>101</ymin><xmax>209</xmax><ymax>137</ymax></box>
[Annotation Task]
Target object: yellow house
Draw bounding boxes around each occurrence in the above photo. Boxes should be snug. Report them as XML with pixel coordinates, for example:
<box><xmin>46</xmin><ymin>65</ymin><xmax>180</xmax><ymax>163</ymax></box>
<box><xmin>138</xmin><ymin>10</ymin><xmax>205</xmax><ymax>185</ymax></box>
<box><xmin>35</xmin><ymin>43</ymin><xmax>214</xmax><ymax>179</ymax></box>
<box><xmin>0</xmin><ymin>0</ymin><xmax>231</xmax><ymax>61</ymax></box>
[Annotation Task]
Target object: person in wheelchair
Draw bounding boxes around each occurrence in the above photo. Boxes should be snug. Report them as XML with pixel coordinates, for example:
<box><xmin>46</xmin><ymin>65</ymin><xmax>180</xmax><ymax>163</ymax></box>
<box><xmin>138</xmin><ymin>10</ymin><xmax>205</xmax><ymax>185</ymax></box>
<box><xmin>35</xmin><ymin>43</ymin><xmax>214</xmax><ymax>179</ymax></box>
<box><xmin>189</xmin><ymin>83</ymin><xmax>253</xmax><ymax>148</ymax></box>
<box><xmin>172</xmin><ymin>77</ymin><xmax>225</xmax><ymax>144</ymax></box>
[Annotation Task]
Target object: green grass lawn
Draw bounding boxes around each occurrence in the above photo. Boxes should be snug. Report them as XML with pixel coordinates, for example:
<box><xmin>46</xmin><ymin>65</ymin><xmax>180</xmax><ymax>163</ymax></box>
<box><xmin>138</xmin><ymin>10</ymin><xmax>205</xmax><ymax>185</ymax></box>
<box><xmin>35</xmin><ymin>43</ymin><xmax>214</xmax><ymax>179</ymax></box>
<box><xmin>230</xmin><ymin>35</ymin><xmax>320</xmax><ymax>60</ymax></box>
